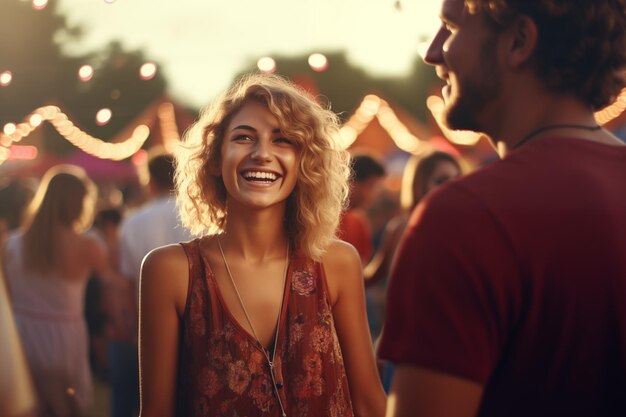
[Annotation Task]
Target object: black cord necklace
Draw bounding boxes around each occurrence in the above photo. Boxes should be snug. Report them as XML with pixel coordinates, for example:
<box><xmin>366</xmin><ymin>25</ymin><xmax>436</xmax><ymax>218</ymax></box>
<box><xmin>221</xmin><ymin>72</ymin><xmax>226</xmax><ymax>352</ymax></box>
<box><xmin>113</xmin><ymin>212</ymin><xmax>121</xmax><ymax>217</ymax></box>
<box><xmin>514</xmin><ymin>123</ymin><xmax>602</xmax><ymax>149</ymax></box>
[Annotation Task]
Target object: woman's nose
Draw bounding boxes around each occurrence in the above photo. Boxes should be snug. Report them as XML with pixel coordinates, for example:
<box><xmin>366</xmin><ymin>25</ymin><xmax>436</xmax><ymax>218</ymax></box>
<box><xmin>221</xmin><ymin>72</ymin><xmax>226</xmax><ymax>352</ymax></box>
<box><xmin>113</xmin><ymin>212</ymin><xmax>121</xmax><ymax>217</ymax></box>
<box><xmin>251</xmin><ymin>139</ymin><xmax>272</xmax><ymax>161</ymax></box>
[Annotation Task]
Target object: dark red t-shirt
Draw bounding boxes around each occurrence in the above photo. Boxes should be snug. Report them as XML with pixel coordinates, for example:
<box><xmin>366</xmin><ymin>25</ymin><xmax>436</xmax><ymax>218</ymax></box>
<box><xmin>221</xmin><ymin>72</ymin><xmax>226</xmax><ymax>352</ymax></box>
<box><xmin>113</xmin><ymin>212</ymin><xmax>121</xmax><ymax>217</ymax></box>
<box><xmin>378</xmin><ymin>137</ymin><xmax>626</xmax><ymax>416</ymax></box>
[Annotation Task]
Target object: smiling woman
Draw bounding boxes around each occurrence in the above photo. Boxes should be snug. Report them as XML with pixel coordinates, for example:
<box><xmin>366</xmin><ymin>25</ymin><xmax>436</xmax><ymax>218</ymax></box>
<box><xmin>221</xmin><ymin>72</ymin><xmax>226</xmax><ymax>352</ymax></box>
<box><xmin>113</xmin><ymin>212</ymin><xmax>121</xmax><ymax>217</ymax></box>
<box><xmin>138</xmin><ymin>73</ymin><xmax>387</xmax><ymax>417</ymax></box>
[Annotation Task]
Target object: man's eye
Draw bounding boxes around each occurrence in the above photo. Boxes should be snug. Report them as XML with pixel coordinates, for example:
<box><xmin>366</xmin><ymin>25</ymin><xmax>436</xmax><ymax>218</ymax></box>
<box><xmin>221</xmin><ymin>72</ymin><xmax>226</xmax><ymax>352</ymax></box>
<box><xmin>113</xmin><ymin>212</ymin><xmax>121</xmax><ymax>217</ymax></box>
<box><xmin>443</xmin><ymin>22</ymin><xmax>457</xmax><ymax>32</ymax></box>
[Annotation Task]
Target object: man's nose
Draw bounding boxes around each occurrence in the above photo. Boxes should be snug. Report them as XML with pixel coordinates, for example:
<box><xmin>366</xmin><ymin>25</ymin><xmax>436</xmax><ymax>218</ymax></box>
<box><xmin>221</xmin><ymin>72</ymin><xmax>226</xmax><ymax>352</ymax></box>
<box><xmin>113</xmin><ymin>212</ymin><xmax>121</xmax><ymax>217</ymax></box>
<box><xmin>424</xmin><ymin>27</ymin><xmax>448</xmax><ymax>65</ymax></box>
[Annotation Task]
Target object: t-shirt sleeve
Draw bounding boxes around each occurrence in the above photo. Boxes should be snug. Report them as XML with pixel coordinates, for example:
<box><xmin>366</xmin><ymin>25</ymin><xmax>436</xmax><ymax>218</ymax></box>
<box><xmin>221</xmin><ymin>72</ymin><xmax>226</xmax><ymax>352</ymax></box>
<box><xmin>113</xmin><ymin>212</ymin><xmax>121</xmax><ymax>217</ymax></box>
<box><xmin>377</xmin><ymin>183</ymin><xmax>521</xmax><ymax>385</ymax></box>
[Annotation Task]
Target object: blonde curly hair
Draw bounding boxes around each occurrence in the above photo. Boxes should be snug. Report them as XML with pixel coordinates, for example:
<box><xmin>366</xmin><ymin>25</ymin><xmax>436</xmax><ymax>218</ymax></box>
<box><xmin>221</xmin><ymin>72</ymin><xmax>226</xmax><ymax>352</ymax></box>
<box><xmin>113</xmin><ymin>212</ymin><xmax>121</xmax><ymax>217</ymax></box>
<box><xmin>175</xmin><ymin>73</ymin><xmax>350</xmax><ymax>261</ymax></box>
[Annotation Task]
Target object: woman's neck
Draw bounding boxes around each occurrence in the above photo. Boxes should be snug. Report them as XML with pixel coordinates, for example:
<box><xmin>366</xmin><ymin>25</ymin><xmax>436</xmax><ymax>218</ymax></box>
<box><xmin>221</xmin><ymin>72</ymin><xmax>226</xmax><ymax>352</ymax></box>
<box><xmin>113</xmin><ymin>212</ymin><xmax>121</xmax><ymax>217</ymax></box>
<box><xmin>221</xmin><ymin>209</ymin><xmax>289</xmax><ymax>262</ymax></box>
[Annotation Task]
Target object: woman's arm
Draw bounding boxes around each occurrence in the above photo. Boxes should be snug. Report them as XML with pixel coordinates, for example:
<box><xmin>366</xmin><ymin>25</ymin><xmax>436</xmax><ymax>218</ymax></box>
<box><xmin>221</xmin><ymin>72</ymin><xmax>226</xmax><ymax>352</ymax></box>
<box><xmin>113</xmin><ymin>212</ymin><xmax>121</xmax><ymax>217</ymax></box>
<box><xmin>324</xmin><ymin>240</ymin><xmax>387</xmax><ymax>417</ymax></box>
<box><xmin>138</xmin><ymin>244</ymin><xmax>189</xmax><ymax>417</ymax></box>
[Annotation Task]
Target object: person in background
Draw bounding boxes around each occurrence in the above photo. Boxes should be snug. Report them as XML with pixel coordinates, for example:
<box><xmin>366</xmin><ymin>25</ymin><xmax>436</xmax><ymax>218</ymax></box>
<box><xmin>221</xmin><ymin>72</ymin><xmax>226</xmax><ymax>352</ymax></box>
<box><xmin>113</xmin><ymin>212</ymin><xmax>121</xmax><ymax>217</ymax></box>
<box><xmin>338</xmin><ymin>153</ymin><xmax>386</xmax><ymax>264</ymax></box>
<box><xmin>139</xmin><ymin>73</ymin><xmax>386</xmax><ymax>417</ymax></box>
<box><xmin>84</xmin><ymin>208</ymin><xmax>124</xmax><ymax>379</ymax></box>
<box><xmin>0</xmin><ymin>179</ymin><xmax>33</xmax><ymax>245</ymax></box>
<box><xmin>365</xmin><ymin>151</ymin><xmax>463</xmax><ymax>388</ymax></box>
<box><xmin>364</xmin><ymin>151</ymin><xmax>462</xmax><ymax>287</ymax></box>
<box><xmin>0</xmin><ymin>263</ymin><xmax>36</xmax><ymax>417</ymax></box>
<box><xmin>378</xmin><ymin>0</ymin><xmax>626</xmax><ymax>416</ymax></box>
<box><xmin>114</xmin><ymin>150</ymin><xmax>193</xmax><ymax>417</ymax></box>
<box><xmin>1</xmin><ymin>165</ymin><xmax>128</xmax><ymax>417</ymax></box>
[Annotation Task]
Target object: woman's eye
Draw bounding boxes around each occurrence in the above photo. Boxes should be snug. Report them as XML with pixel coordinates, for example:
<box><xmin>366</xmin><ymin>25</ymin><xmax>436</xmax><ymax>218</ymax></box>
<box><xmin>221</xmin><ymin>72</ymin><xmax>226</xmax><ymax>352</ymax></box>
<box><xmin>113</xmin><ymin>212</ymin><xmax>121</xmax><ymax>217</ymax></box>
<box><xmin>233</xmin><ymin>134</ymin><xmax>253</xmax><ymax>142</ymax></box>
<box><xmin>275</xmin><ymin>137</ymin><xmax>294</xmax><ymax>145</ymax></box>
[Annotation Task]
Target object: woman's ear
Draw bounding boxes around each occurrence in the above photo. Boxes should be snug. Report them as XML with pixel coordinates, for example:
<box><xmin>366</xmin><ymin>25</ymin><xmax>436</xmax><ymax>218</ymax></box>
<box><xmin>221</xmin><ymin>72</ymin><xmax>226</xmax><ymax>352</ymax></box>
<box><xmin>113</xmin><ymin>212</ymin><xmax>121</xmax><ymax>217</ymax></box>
<box><xmin>504</xmin><ymin>15</ymin><xmax>539</xmax><ymax>68</ymax></box>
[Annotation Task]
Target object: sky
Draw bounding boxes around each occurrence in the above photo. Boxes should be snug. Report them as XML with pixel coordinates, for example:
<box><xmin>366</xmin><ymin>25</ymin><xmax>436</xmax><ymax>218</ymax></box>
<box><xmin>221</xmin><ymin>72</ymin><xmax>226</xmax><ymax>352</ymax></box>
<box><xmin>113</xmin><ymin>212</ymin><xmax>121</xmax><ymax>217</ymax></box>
<box><xmin>56</xmin><ymin>0</ymin><xmax>441</xmax><ymax>108</ymax></box>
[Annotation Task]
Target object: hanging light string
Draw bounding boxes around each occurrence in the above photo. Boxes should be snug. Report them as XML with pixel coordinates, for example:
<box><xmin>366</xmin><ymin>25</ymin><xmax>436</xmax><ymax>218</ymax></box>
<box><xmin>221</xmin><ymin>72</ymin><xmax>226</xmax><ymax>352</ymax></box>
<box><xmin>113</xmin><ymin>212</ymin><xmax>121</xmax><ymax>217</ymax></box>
<box><xmin>0</xmin><ymin>105</ymin><xmax>150</xmax><ymax>165</ymax></box>
<box><xmin>336</xmin><ymin>94</ymin><xmax>432</xmax><ymax>156</ymax></box>
<box><xmin>595</xmin><ymin>87</ymin><xmax>626</xmax><ymax>125</ymax></box>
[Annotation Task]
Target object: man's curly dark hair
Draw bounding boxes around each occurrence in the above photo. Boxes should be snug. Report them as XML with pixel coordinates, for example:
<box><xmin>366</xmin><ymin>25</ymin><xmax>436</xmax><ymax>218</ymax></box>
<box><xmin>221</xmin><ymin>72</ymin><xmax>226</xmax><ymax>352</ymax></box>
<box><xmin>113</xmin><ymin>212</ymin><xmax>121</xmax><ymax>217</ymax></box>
<box><xmin>466</xmin><ymin>0</ymin><xmax>626</xmax><ymax>110</ymax></box>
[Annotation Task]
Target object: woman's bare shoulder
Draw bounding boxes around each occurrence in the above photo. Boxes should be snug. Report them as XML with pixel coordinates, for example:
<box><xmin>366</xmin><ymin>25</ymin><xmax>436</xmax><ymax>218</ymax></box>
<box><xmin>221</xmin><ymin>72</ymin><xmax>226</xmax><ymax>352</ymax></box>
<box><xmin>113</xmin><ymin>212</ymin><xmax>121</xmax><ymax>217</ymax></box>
<box><xmin>322</xmin><ymin>239</ymin><xmax>361</xmax><ymax>270</ymax></box>
<box><xmin>142</xmin><ymin>243</ymin><xmax>189</xmax><ymax>278</ymax></box>
<box><xmin>321</xmin><ymin>240</ymin><xmax>363</xmax><ymax>303</ymax></box>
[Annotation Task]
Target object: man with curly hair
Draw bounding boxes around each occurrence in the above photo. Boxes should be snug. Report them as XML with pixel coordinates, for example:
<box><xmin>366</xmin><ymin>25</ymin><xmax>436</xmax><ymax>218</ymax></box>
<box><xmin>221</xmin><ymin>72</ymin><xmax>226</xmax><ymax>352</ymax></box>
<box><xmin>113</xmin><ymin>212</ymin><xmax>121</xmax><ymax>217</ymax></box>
<box><xmin>378</xmin><ymin>0</ymin><xmax>626</xmax><ymax>416</ymax></box>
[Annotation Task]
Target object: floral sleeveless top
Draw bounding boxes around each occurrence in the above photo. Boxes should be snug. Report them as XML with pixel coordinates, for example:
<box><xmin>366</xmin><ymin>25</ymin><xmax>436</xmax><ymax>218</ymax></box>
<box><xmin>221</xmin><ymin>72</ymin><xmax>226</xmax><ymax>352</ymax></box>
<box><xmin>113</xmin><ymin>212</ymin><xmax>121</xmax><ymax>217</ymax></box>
<box><xmin>176</xmin><ymin>240</ymin><xmax>354</xmax><ymax>417</ymax></box>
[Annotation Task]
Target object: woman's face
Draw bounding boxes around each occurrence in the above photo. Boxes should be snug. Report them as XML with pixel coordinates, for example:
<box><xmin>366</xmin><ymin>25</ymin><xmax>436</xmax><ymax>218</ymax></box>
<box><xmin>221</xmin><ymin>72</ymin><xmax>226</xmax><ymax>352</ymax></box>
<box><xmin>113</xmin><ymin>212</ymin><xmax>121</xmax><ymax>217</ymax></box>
<box><xmin>425</xmin><ymin>160</ymin><xmax>461</xmax><ymax>194</ymax></box>
<box><xmin>219</xmin><ymin>100</ymin><xmax>301</xmax><ymax>212</ymax></box>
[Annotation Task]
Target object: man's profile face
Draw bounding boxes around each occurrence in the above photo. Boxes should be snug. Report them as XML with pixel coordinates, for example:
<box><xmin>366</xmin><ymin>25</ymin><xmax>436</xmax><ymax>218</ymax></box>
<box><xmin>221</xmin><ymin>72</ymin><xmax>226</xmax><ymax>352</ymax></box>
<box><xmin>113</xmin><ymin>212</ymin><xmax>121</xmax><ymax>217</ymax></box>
<box><xmin>424</xmin><ymin>0</ymin><xmax>502</xmax><ymax>133</ymax></box>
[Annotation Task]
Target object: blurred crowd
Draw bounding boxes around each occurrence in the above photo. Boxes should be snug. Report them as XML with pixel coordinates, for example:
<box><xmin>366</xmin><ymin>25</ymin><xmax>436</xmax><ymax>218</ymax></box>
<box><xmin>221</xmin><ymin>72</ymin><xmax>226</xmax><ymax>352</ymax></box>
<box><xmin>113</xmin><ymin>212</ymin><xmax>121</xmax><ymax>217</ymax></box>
<box><xmin>1</xmin><ymin>144</ymin><xmax>461</xmax><ymax>417</ymax></box>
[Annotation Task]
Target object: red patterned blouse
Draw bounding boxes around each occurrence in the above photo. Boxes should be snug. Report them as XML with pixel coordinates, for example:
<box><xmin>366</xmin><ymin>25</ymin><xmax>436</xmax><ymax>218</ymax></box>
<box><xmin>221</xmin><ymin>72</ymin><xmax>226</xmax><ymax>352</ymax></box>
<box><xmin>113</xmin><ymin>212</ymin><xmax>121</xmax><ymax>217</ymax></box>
<box><xmin>175</xmin><ymin>240</ymin><xmax>354</xmax><ymax>417</ymax></box>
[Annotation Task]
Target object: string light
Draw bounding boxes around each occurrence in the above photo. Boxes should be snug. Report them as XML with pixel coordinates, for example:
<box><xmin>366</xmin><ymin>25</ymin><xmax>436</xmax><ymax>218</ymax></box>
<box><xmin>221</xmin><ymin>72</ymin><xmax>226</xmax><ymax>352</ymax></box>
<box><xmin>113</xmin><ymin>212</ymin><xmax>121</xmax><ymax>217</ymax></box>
<box><xmin>0</xmin><ymin>106</ymin><xmax>150</xmax><ymax>165</ymax></box>
<box><xmin>29</xmin><ymin>114</ymin><xmax>43</xmax><ymax>127</ymax></box>
<box><xmin>257</xmin><ymin>57</ymin><xmax>276</xmax><ymax>74</ymax></box>
<box><xmin>78</xmin><ymin>65</ymin><xmax>94</xmax><ymax>82</ymax></box>
<box><xmin>336</xmin><ymin>94</ymin><xmax>429</xmax><ymax>154</ymax></box>
<box><xmin>595</xmin><ymin>87</ymin><xmax>626</xmax><ymax>125</ymax></box>
<box><xmin>157</xmin><ymin>102</ymin><xmax>181</xmax><ymax>153</ymax></box>
<box><xmin>32</xmin><ymin>0</ymin><xmax>48</xmax><ymax>10</ymax></box>
<box><xmin>95</xmin><ymin>108</ymin><xmax>112</xmax><ymax>126</ymax></box>
<box><xmin>0</xmin><ymin>71</ymin><xmax>12</xmax><ymax>87</ymax></box>
<box><xmin>308</xmin><ymin>53</ymin><xmax>328</xmax><ymax>72</ymax></box>
<box><xmin>3</xmin><ymin>123</ymin><xmax>17</xmax><ymax>136</ymax></box>
<box><xmin>139</xmin><ymin>62</ymin><xmax>157</xmax><ymax>80</ymax></box>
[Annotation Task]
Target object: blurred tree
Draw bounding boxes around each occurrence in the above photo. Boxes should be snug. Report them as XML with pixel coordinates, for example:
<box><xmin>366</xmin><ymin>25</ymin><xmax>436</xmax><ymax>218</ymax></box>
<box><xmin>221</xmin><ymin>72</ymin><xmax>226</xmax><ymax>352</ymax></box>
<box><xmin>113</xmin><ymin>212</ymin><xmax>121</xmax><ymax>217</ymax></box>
<box><xmin>0</xmin><ymin>0</ymin><xmax>166</xmax><ymax>155</ymax></box>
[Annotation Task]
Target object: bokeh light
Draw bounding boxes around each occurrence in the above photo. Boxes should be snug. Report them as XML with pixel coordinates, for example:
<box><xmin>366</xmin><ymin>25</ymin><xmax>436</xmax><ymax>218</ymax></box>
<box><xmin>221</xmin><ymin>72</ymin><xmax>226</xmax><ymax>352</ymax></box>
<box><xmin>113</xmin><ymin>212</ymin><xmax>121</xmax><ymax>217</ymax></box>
<box><xmin>3</xmin><ymin>123</ymin><xmax>17</xmax><ymax>135</ymax></box>
<box><xmin>32</xmin><ymin>0</ymin><xmax>48</xmax><ymax>10</ymax></box>
<box><xmin>95</xmin><ymin>108</ymin><xmax>112</xmax><ymax>126</ymax></box>
<box><xmin>78</xmin><ymin>65</ymin><xmax>94</xmax><ymax>82</ymax></box>
<box><xmin>29</xmin><ymin>114</ymin><xmax>43</xmax><ymax>127</ymax></box>
<box><xmin>0</xmin><ymin>71</ymin><xmax>12</xmax><ymax>87</ymax></box>
<box><xmin>131</xmin><ymin>149</ymin><xmax>149</xmax><ymax>166</ymax></box>
<box><xmin>308</xmin><ymin>53</ymin><xmax>328</xmax><ymax>72</ymax></box>
<box><xmin>139</xmin><ymin>62</ymin><xmax>157</xmax><ymax>80</ymax></box>
<box><xmin>257</xmin><ymin>57</ymin><xmax>276</xmax><ymax>74</ymax></box>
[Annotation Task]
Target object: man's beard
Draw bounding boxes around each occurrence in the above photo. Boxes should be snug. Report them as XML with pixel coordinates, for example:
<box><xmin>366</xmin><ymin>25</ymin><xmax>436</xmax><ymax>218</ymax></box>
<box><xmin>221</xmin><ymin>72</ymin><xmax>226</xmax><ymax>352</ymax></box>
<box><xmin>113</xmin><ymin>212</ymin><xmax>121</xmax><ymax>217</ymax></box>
<box><xmin>445</xmin><ymin>40</ymin><xmax>501</xmax><ymax>133</ymax></box>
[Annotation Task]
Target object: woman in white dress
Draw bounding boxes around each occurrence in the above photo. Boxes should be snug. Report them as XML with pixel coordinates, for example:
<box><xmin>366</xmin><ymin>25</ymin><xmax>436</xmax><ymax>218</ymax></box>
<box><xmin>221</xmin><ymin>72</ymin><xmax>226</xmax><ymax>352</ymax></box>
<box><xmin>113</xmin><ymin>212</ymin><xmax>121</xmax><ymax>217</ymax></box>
<box><xmin>2</xmin><ymin>165</ymin><xmax>127</xmax><ymax>417</ymax></box>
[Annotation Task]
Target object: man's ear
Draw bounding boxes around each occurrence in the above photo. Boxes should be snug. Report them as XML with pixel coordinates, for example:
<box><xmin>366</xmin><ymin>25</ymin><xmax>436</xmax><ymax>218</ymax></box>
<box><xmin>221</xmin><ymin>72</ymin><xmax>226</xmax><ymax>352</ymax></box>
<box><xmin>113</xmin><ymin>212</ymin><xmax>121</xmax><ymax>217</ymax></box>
<box><xmin>504</xmin><ymin>15</ymin><xmax>538</xmax><ymax>68</ymax></box>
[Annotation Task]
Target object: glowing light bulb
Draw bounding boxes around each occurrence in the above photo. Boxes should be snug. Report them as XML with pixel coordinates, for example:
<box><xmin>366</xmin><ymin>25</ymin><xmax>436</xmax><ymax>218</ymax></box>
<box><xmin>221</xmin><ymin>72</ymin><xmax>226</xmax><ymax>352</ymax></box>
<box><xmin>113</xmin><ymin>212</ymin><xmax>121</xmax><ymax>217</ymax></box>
<box><xmin>308</xmin><ymin>53</ymin><xmax>328</xmax><ymax>72</ymax></box>
<box><xmin>139</xmin><ymin>62</ymin><xmax>157</xmax><ymax>80</ymax></box>
<box><xmin>29</xmin><ymin>114</ymin><xmax>43</xmax><ymax>127</ymax></box>
<box><xmin>78</xmin><ymin>65</ymin><xmax>94</xmax><ymax>82</ymax></box>
<box><xmin>32</xmin><ymin>0</ymin><xmax>48</xmax><ymax>10</ymax></box>
<box><xmin>257</xmin><ymin>57</ymin><xmax>276</xmax><ymax>74</ymax></box>
<box><xmin>3</xmin><ymin>123</ymin><xmax>16</xmax><ymax>135</ymax></box>
<box><xmin>0</xmin><ymin>71</ymin><xmax>12</xmax><ymax>87</ymax></box>
<box><xmin>95</xmin><ymin>108</ymin><xmax>112</xmax><ymax>126</ymax></box>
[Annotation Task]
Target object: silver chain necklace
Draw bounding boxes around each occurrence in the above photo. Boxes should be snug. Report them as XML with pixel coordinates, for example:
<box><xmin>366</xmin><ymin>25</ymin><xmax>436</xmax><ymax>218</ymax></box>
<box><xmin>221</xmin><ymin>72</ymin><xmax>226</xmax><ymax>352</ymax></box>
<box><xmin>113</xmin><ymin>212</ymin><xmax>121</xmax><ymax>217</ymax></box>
<box><xmin>217</xmin><ymin>235</ymin><xmax>289</xmax><ymax>417</ymax></box>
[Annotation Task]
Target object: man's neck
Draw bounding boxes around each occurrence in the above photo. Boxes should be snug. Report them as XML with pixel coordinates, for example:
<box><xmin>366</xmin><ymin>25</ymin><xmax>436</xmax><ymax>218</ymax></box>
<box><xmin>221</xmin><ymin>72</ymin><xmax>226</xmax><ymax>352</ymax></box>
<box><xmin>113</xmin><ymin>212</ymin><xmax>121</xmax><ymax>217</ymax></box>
<box><xmin>484</xmin><ymin>82</ymin><xmax>617</xmax><ymax>152</ymax></box>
